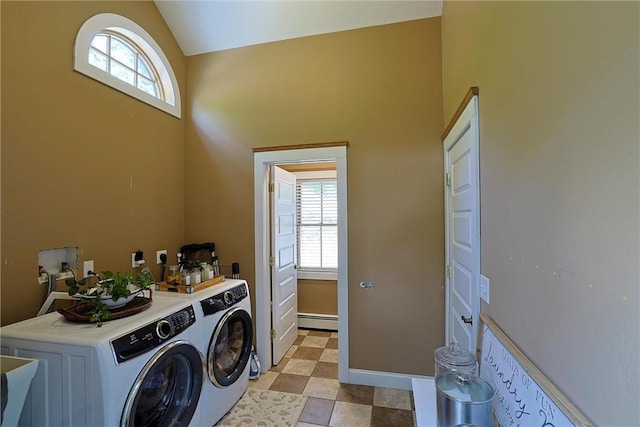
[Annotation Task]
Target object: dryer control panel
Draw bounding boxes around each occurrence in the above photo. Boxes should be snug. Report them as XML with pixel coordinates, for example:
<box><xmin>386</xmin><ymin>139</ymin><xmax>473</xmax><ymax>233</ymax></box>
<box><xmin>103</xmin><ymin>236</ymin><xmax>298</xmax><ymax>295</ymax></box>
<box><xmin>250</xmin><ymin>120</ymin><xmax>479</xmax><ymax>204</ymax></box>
<box><xmin>111</xmin><ymin>305</ymin><xmax>196</xmax><ymax>364</ymax></box>
<box><xmin>200</xmin><ymin>284</ymin><xmax>248</xmax><ymax>316</ymax></box>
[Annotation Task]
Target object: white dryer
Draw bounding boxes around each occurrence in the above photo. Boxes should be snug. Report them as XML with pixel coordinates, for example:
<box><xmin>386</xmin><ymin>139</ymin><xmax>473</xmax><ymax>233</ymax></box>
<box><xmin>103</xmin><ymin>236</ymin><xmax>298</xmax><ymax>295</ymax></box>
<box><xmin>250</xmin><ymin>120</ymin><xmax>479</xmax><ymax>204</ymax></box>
<box><xmin>0</xmin><ymin>294</ymin><xmax>205</xmax><ymax>427</ymax></box>
<box><xmin>156</xmin><ymin>279</ymin><xmax>253</xmax><ymax>426</ymax></box>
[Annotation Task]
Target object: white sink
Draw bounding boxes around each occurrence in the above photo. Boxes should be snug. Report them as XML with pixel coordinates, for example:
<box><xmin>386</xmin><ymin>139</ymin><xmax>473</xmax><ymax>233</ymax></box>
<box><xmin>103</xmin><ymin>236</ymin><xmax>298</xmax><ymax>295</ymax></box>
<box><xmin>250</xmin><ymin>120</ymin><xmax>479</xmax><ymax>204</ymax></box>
<box><xmin>1</xmin><ymin>355</ymin><xmax>38</xmax><ymax>427</ymax></box>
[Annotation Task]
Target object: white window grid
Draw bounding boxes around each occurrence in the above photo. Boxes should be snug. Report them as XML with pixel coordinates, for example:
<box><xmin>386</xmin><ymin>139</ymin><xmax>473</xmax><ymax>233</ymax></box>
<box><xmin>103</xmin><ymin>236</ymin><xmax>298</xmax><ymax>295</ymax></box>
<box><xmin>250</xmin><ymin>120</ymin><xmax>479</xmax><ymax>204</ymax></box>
<box><xmin>74</xmin><ymin>13</ymin><xmax>181</xmax><ymax>118</ymax></box>
<box><xmin>89</xmin><ymin>31</ymin><xmax>163</xmax><ymax>100</ymax></box>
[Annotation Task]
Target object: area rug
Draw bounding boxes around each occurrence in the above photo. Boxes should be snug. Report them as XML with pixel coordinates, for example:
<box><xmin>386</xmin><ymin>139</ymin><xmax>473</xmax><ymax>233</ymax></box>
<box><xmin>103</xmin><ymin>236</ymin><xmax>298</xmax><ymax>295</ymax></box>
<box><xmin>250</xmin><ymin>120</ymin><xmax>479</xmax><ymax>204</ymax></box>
<box><xmin>216</xmin><ymin>388</ymin><xmax>308</xmax><ymax>427</ymax></box>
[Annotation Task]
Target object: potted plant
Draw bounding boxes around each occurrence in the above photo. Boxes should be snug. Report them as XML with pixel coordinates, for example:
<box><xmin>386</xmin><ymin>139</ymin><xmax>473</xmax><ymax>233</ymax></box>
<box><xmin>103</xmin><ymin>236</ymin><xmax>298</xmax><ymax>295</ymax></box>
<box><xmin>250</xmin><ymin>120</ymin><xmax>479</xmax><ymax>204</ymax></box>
<box><xmin>65</xmin><ymin>269</ymin><xmax>153</xmax><ymax>326</ymax></box>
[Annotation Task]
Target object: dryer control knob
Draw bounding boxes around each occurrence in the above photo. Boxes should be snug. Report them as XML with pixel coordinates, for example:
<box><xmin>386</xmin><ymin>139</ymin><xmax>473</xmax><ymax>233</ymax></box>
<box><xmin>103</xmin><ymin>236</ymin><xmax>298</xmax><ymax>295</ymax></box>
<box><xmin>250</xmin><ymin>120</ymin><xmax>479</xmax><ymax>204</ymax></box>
<box><xmin>156</xmin><ymin>319</ymin><xmax>174</xmax><ymax>339</ymax></box>
<box><xmin>223</xmin><ymin>291</ymin><xmax>234</xmax><ymax>305</ymax></box>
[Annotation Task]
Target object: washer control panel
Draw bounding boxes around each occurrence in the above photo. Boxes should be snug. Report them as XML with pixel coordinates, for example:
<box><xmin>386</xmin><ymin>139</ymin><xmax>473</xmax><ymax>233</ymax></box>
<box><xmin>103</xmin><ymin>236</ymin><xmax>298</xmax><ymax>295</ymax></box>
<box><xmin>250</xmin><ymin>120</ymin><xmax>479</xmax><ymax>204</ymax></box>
<box><xmin>200</xmin><ymin>283</ymin><xmax>248</xmax><ymax>317</ymax></box>
<box><xmin>111</xmin><ymin>305</ymin><xmax>196</xmax><ymax>364</ymax></box>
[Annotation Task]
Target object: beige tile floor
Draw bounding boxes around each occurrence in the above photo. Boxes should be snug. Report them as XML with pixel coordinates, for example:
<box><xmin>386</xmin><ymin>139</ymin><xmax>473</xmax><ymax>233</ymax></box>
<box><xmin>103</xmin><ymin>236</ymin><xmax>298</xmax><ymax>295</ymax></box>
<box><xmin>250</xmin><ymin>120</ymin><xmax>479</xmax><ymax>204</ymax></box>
<box><xmin>248</xmin><ymin>329</ymin><xmax>416</xmax><ymax>426</ymax></box>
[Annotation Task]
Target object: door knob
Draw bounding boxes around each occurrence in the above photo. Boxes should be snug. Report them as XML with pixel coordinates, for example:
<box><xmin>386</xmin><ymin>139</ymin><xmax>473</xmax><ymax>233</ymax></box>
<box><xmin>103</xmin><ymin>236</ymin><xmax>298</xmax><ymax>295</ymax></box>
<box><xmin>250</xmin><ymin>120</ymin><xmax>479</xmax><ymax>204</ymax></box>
<box><xmin>461</xmin><ymin>315</ymin><xmax>473</xmax><ymax>325</ymax></box>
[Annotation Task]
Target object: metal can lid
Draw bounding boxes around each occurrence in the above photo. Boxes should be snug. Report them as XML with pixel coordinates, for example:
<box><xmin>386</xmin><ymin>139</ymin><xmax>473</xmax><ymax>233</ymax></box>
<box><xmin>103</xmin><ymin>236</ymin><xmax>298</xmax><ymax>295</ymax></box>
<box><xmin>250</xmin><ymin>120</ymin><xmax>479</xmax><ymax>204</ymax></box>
<box><xmin>434</xmin><ymin>342</ymin><xmax>477</xmax><ymax>369</ymax></box>
<box><xmin>435</xmin><ymin>372</ymin><xmax>494</xmax><ymax>403</ymax></box>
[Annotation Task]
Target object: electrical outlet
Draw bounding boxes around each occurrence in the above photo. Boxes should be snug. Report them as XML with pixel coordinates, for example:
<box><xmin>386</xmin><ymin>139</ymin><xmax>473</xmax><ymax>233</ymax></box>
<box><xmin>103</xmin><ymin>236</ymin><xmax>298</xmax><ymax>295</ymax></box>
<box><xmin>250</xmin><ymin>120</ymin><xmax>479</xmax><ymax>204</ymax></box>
<box><xmin>156</xmin><ymin>250</ymin><xmax>167</xmax><ymax>264</ymax></box>
<box><xmin>480</xmin><ymin>274</ymin><xmax>490</xmax><ymax>304</ymax></box>
<box><xmin>132</xmin><ymin>250</ymin><xmax>145</xmax><ymax>268</ymax></box>
<box><xmin>83</xmin><ymin>260</ymin><xmax>94</xmax><ymax>278</ymax></box>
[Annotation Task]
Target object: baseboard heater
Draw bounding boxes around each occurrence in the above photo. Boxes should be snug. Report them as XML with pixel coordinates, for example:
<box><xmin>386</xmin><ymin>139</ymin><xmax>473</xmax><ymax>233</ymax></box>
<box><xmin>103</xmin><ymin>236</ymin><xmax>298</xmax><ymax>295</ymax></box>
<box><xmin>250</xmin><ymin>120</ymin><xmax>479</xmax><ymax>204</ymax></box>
<box><xmin>297</xmin><ymin>313</ymin><xmax>338</xmax><ymax>331</ymax></box>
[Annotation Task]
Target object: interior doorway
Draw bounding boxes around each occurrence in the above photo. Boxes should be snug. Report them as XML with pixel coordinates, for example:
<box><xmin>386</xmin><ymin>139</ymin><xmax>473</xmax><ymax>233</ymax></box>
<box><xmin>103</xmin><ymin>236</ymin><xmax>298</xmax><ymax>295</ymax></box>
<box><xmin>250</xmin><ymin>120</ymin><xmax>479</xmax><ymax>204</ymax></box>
<box><xmin>253</xmin><ymin>143</ymin><xmax>349</xmax><ymax>382</ymax></box>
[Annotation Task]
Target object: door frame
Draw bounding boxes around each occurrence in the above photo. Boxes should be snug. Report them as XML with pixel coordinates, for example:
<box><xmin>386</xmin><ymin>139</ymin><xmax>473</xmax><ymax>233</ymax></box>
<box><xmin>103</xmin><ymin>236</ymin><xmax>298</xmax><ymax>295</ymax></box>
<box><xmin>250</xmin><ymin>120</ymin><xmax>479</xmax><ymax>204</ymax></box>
<box><xmin>254</xmin><ymin>144</ymin><xmax>348</xmax><ymax>382</ymax></box>
<box><xmin>443</xmin><ymin>87</ymin><xmax>480</xmax><ymax>350</ymax></box>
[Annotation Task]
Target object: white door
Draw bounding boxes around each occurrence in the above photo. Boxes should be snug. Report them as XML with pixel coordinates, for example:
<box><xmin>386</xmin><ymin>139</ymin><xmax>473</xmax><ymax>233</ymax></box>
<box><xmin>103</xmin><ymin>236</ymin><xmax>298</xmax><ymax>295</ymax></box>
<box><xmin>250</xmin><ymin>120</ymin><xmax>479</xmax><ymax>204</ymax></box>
<box><xmin>444</xmin><ymin>94</ymin><xmax>480</xmax><ymax>352</ymax></box>
<box><xmin>270</xmin><ymin>165</ymin><xmax>299</xmax><ymax>364</ymax></box>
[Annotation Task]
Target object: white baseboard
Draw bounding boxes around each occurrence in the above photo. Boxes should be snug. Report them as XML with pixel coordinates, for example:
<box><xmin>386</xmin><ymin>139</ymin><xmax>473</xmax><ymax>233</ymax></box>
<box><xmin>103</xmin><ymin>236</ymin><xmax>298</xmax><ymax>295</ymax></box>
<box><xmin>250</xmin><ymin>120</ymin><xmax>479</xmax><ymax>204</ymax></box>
<box><xmin>297</xmin><ymin>313</ymin><xmax>338</xmax><ymax>331</ymax></box>
<box><xmin>347</xmin><ymin>368</ymin><xmax>432</xmax><ymax>391</ymax></box>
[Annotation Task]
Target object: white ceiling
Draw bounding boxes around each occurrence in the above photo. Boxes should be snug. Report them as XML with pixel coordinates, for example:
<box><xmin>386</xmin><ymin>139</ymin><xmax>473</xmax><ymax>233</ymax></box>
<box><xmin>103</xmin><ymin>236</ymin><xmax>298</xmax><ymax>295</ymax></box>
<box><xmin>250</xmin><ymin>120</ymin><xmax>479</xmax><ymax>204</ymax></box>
<box><xmin>154</xmin><ymin>1</ymin><xmax>443</xmax><ymax>56</ymax></box>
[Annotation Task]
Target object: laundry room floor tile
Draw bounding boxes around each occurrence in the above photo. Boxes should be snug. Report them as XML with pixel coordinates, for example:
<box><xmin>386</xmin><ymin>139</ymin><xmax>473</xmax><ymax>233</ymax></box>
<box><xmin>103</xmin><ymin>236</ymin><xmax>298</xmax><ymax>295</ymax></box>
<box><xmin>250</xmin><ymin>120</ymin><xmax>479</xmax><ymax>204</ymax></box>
<box><xmin>312</xmin><ymin>361</ymin><xmax>338</xmax><ymax>379</ymax></box>
<box><xmin>270</xmin><ymin>357</ymin><xmax>289</xmax><ymax>372</ymax></box>
<box><xmin>269</xmin><ymin>373</ymin><xmax>309</xmax><ymax>394</ymax></box>
<box><xmin>328</xmin><ymin>401</ymin><xmax>372</xmax><ymax>427</ymax></box>
<box><xmin>303</xmin><ymin>377</ymin><xmax>340</xmax><ymax>400</ymax></box>
<box><xmin>248</xmin><ymin>370</ymin><xmax>278</xmax><ymax>390</ymax></box>
<box><xmin>326</xmin><ymin>337</ymin><xmax>338</xmax><ymax>349</ymax></box>
<box><xmin>293</xmin><ymin>346</ymin><xmax>324</xmax><ymax>360</ymax></box>
<box><xmin>298</xmin><ymin>397</ymin><xmax>335</xmax><ymax>426</ymax></box>
<box><xmin>370</xmin><ymin>406</ymin><xmax>415</xmax><ymax>427</ymax></box>
<box><xmin>285</xmin><ymin>344</ymin><xmax>299</xmax><ymax>358</ymax></box>
<box><xmin>301</xmin><ymin>336</ymin><xmax>329</xmax><ymax>348</ymax></box>
<box><xmin>308</xmin><ymin>330</ymin><xmax>332</xmax><ymax>337</ymax></box>
<box><xmin>373</xmin><ymin>387</ymin><xmax>413</xmax><ymax>410</ymax></box>
<box><xmin>336</xmin><ymin>383</ymin><xmax>375</xmax><ymax>406</ymax></box>
<box><xmin>282</xmin><ymin>358</ymin><xmax>317</xmax><ymax>376</ymax></box>
<box><xmin>319</xmin><ymin>348</ymin><xmax>338</xmax><ymax>363</ymax></box>
<box><xmin>251</xmin><ymin>328</ymin><xmax>416</xmax><ymax>426</ymax></box>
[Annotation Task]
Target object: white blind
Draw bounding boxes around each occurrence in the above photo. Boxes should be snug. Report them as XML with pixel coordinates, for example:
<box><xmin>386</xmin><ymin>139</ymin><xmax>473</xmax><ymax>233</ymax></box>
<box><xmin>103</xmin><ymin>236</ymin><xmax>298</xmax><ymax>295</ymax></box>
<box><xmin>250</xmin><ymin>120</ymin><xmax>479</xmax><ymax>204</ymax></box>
<box><xmin>296</xmin><ymin>179</ymin><xmax>338</xmax><ymax>270</ymax></box>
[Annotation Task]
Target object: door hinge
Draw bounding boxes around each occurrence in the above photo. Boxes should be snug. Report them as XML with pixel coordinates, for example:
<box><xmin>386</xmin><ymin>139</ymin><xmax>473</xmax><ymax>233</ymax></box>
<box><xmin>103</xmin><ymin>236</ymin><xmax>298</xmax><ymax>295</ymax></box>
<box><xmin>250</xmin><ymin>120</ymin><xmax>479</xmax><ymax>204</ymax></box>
<box><xmin>270</xmin><ymin>329</ymin><xmax>276</xmax><ymax>340</ymax></box>
<box><xmin>269</xmin><ymin>256</ymin><xmax>275</xmax><ymax>267</ymax></box>
<box><xmin>446</xmin><ymin>264</ymin><xmax>452</xmax><ymax>278</ymax></box>
<box><xmin>445</xmin><ymin>172</ymin><xmax>452</xmax><ymax>187</ymax></box>
<box><xmin>268</xmin><ymin>182</ymin><xmax>275</xmax><ymax>192</ymax></box>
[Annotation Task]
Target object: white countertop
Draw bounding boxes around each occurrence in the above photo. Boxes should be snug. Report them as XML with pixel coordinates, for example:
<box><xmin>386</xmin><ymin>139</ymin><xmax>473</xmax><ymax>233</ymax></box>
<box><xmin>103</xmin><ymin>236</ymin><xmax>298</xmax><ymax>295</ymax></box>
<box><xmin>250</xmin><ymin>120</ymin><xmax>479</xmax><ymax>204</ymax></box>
<box><xmin>412</xmin><ymin>377</ymin><xmax>437</xmax><ymax>427</ymax></box>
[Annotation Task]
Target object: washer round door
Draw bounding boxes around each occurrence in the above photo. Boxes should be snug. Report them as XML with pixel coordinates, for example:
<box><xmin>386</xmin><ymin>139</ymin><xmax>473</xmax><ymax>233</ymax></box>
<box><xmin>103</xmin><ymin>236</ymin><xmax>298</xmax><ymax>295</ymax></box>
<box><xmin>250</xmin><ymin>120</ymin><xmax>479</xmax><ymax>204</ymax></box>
<box><xmin>207</xmin><ymin>307</ymin><xmax>253</xmax><ymax>387</ymax></box>
<box><xmin>121</xmin><ymin>341</ymin><xmax>205</xmax><ymax>427</ymax></box>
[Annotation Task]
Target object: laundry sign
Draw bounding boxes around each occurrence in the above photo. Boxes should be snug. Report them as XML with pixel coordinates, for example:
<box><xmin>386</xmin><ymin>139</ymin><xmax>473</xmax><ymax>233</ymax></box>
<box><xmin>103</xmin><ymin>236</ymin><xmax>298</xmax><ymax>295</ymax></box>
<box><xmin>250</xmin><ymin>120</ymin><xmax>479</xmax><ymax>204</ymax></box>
<box><xmin>479</xmin><ymin>314</ymin><xmax>593</xmax><ymax>427</ymax></box>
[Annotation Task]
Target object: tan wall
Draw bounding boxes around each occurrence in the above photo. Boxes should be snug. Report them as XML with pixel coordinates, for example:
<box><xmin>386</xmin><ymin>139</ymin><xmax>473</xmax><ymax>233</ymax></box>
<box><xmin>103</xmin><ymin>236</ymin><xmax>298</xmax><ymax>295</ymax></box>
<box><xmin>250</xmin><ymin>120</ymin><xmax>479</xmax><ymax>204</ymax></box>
<box><xmin>298</xmin><ymin>279</ymin><xmax>338</xmax><ymax>315</ymax></box>
<box><xmin>185</xmin><ymin>18</ymin><xmax>444</xmax><ymax>375</ymax></box>
<box><xmin>1</xmin><ymin>1</ymin><xmax>186</xmax><ymax>325</ymax></box>
<box><xmin>441</xmin><ymin>2</ymin><xmax>639</xmax><ymax>425</ymax></box>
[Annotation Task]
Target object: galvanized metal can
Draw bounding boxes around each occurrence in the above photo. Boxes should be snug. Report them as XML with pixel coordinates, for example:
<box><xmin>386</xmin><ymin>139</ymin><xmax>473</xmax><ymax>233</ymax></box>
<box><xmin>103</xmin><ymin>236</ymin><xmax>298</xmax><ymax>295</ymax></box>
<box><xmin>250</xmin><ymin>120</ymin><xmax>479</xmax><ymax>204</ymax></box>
<box><xmin>435</xmin><ymin>372</ymin><xmax>494</xmax><ymax>427</ymax></box>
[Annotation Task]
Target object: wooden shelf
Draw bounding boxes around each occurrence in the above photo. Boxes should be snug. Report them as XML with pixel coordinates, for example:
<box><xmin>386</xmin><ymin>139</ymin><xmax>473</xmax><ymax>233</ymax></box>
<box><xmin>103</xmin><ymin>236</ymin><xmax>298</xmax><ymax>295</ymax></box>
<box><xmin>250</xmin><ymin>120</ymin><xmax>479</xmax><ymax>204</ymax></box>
<box><xmin>155</xmin><ymin>275</ymin><xmax>225</xmax><ymax>294</ymax></box>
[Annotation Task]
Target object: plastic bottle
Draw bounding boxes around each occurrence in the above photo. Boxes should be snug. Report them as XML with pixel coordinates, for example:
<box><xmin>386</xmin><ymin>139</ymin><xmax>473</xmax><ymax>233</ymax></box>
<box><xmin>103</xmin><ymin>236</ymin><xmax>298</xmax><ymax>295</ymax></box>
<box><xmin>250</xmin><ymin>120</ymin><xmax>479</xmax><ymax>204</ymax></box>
<box><xmin>201</xmin><ymin>263</ymin><xmax>213</xmax><ymax>280</ymax></box>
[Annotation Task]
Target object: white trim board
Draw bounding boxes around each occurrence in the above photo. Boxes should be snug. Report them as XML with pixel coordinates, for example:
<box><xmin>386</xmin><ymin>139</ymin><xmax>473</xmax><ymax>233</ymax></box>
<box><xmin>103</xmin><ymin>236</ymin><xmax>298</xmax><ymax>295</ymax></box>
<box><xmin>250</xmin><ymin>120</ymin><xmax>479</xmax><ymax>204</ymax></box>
<box><xmin>348</xmin><ymin>368</ymin><xmax>432</xmax><ymax>391</ymax></box>
<box><xmin>297</xmin><ymin>313</ymin><xmax>338</xmax><ymax>331</ymax></box>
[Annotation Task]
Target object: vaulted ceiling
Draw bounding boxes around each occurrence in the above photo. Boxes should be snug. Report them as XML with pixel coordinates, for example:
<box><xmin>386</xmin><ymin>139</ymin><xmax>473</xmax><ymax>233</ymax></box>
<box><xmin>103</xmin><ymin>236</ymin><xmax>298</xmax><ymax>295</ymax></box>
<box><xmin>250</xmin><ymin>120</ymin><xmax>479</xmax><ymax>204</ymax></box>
<box><xmin>154</xmin><ymin>1</ymin><xmax>443</xmax><ymax>56</ymax></box>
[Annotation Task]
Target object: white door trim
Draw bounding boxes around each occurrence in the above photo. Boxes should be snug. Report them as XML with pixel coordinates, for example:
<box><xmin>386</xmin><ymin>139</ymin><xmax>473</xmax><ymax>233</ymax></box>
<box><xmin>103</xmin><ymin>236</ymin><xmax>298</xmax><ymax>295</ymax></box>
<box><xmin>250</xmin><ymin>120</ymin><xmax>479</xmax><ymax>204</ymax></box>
<box><xmin>444</xmin><ymin>93</ymin><xmax>480</xmax><ymax>350</ymax></box>
<box><xmin>254</xmin><ymin>146</ymin><xmax>349</xmax><ymax>382</ymax></box>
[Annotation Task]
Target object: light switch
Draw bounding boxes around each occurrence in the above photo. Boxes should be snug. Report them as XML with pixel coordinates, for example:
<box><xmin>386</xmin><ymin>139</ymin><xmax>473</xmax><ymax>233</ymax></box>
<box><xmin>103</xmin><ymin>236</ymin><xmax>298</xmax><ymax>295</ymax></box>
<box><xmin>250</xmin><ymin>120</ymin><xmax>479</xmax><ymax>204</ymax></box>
<box><xmin>480</xmin><ymin>274</ymin><xmax>490</xmax><ymax>304</ymax></box>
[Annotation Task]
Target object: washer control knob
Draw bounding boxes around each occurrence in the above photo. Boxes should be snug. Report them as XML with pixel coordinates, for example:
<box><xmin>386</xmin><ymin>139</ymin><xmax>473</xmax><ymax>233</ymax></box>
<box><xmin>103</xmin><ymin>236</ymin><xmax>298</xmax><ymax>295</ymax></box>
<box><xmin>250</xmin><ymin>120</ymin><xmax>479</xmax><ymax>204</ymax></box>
<box><xmin>156</xmin><ymin>319</ymin><xmax>173</xmax><ymax>339</ymax></box>
<box><xmin>223</xmin><ymin>291</ymin><xmax>234</xmax><ymax>305</ymax></box>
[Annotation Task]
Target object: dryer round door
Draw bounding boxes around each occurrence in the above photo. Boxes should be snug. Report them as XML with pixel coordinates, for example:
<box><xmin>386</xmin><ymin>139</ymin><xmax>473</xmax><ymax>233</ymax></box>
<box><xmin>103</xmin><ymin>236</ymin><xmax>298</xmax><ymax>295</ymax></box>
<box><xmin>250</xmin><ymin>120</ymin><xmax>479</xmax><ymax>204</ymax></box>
<box><xmin>121</xmin><ymin>340</ymin><xmax>205</xmax><ymax>427</ymax></box>
<box><xmin>207</xmin><ymin>307</ymin><xmax>253</xmax><ymax>387</ymax></box>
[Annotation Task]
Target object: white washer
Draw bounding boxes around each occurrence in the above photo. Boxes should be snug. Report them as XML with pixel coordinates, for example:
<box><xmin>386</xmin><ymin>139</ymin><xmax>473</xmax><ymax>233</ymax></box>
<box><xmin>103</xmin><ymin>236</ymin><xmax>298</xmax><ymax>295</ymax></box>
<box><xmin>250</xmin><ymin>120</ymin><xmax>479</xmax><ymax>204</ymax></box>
<box><xmin>0</xmin><ymin>294</ymin><xmax>205</xmax><ymax>427</ymax></box>
<box><xmin>156</xmin><ymin>279</ymin><xmax>253</xmax><ymax>426</ymax></box>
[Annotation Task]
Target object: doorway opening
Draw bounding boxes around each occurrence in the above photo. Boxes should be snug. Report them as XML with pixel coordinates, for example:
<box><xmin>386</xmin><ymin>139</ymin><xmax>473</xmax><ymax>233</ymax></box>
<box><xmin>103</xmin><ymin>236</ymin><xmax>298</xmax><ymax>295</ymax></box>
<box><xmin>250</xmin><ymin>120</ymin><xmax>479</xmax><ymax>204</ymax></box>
<box><xmin>279</xmin><ymin>162</ymin><xmax>338</xmax><ymax>332</ymax></box>
<box><xmin>253</xmin><ymin>143</ymin><xmax>349</xmax><ymax>382</ymax></box>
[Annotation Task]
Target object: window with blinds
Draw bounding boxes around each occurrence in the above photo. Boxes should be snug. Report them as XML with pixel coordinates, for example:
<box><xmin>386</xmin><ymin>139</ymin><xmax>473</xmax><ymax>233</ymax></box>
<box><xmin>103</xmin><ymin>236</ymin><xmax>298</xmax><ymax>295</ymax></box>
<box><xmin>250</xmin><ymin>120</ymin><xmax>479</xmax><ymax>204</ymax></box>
<box><xmin>296</xmin><ymin>178</ymin><xmax>338</xmax><ymax>272</ymax></box>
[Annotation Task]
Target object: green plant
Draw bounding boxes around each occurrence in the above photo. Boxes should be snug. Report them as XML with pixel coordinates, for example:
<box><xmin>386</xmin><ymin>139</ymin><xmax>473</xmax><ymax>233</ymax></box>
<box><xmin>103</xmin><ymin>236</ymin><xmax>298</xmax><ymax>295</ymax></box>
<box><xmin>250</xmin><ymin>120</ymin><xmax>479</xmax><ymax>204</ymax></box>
<box><xmin>65</xmin><ymin>269</ymin><xmax>153</xmax><ymax>327</ymax></box>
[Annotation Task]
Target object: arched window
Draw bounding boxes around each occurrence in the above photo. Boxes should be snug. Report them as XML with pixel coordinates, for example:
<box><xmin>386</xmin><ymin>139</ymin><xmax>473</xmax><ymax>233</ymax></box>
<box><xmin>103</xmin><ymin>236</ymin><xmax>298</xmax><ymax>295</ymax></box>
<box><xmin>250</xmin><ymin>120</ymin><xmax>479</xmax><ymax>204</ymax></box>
<box><xmin>74</xmin><ymin>13</ymin><xmax>181</xmax><ymax>118</ymax></box>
